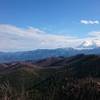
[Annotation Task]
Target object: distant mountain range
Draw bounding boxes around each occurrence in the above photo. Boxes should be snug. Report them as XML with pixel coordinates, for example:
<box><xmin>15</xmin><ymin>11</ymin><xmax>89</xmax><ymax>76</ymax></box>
<box><xmin>0</xmin><ymin>47</ymin><xmax>100</xmax><ymax>63</ymax></box>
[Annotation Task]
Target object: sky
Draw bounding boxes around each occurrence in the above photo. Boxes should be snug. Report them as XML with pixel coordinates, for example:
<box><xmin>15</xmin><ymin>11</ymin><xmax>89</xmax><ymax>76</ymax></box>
<box><xmin>0</xmin><ymin>0</ymin><xmax>100</xmax><ymax>51</ymax></box>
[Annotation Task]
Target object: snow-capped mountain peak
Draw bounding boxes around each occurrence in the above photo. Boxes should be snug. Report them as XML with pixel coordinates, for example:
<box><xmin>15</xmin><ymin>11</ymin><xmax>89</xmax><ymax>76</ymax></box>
<box><xmin>78</xmin><ymin>39</ymin><xmax>100</xmax><ymax>49</ymax></box>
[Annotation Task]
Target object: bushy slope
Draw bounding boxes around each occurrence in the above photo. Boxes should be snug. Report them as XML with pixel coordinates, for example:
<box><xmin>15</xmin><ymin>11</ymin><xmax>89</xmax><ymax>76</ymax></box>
<box><xmin>0</xmin><ymin>54</ymin><xmax>100</xmax><ymax>100</ymax></box>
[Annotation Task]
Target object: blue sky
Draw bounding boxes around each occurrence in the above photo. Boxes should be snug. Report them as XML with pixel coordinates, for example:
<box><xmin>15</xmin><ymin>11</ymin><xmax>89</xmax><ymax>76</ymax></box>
<box><xmin>0</xmin><ymin>0</ymin><xmax>100</xmax><ymax>51</ymax></box>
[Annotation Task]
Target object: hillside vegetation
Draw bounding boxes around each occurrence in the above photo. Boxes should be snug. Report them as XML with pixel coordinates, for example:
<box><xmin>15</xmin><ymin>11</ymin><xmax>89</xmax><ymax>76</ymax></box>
<box><xmin>0</xmin><ymin>54</ymin><xmax>100</xmax><ymax>100</ymax></box>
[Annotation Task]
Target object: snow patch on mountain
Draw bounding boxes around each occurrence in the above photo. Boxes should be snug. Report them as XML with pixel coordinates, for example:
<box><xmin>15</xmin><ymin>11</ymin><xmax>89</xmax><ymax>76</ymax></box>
<box><xmin>77</xmin><ymin>39</ymin><xmax>100</xmax><ymax>49</ymax></box>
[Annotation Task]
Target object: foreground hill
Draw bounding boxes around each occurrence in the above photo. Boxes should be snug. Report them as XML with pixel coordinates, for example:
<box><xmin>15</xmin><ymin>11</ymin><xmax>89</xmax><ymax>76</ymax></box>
<box><xmin>0</xmin><ymin>54</ymin><xmax>100</xmax><ymax>100</ymax></box>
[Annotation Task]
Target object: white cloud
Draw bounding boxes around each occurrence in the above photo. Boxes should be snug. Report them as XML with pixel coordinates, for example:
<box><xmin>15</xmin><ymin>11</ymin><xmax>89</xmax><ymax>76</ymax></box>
<box><xmin>80</xmin><ymin>20</ymin><xmax>99</xmax><ymax>25</ymax></box>
<box><xmin>0</xmin><ymin>24</ymin><xmax>100</xmax><ymax>51</ymax></box>
<box><xmin>0</xmin><ymin>24</ymin><xmax>81</xmax><ymax>51</ymax></box>
<box><xmin>88</xmin><ymin>31</ymin><xmax>100</xmax><ymax>37</ymax></box>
